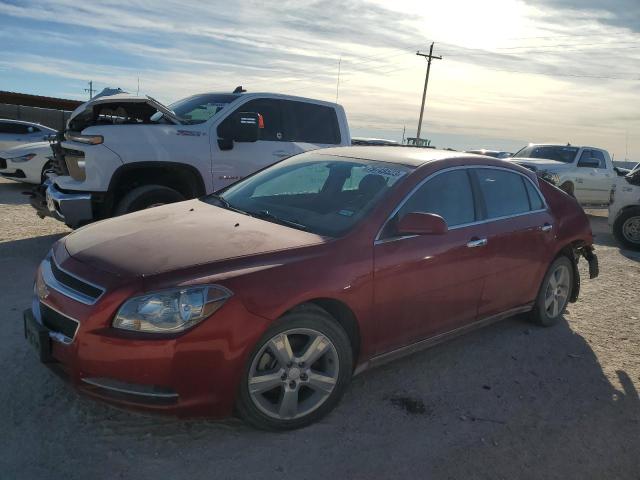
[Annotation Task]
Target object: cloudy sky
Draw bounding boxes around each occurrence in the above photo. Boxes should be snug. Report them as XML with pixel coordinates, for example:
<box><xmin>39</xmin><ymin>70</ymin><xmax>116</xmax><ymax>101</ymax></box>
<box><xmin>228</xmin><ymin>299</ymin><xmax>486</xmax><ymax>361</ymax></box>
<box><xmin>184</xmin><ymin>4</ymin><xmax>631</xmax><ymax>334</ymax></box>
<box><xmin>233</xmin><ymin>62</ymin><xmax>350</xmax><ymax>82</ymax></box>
<box><xmin>0</xmin><ymin>0</ymin><xmax>638</xmax><ymax>159</ymax></box>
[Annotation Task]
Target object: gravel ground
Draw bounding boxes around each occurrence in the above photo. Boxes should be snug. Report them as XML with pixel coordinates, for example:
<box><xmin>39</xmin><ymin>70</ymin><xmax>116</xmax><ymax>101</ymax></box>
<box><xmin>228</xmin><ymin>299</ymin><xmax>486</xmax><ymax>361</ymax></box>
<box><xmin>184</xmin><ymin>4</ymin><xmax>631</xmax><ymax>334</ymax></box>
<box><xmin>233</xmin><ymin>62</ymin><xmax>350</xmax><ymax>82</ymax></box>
<box><xmin>0</xmin><ymin>177</ymin><xmax>638</xmax><ymax>480</ymax></box>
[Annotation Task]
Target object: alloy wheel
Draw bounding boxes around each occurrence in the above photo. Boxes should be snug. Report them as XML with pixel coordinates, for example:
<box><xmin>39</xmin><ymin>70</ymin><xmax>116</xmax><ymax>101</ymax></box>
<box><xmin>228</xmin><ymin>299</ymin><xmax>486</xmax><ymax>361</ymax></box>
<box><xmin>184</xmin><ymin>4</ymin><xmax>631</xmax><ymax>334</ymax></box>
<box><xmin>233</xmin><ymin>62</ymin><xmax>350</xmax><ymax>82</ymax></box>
<box><xmin>544</xmin><ymin>264</ymin><xmax>570</xmax><ymax>318</ymax></box>
<box><xmin>247</xmin><ymin>328</ymin><xmax>339</xmax><ymax>420</ymax></box>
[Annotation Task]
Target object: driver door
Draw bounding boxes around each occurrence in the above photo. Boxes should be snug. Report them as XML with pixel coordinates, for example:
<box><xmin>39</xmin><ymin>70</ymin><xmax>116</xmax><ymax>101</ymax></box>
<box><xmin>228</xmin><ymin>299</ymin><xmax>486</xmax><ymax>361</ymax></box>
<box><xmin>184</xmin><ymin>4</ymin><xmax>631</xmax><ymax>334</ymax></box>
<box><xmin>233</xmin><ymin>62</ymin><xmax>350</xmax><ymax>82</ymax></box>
<box><xmin>373</xmin><ymin>169</ymin><xmax>488</xmax><ymax>353</ymax></box>
<box><xmin>211</xmin><ymin>98</ymin><xmax>292</xmax><ymax>190</ymax></box>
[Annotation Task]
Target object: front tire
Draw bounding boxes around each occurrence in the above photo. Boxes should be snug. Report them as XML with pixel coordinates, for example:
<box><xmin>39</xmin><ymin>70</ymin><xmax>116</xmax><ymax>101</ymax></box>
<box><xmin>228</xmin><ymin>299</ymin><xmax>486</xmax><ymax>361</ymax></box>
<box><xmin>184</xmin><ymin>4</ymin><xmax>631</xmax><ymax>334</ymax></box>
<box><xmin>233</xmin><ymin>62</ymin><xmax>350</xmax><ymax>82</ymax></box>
<box><xmin>236</xmin><ymin>306</ymin><xmax>353</xmax><ymax>430</ymax></box>
<box><xmin>613</xmin><ymin>207</ymin><xmax>640</xmax><ymax>251</ymax></box>
<box><xmin>530</xmin><ymin>256</ymin><xmax>574</xmax><ymax>326</ymax></box>
<box><xmin>114</xmin><ymin>184</ymin><xmax>184</xmax><ymax>215</ymax></box>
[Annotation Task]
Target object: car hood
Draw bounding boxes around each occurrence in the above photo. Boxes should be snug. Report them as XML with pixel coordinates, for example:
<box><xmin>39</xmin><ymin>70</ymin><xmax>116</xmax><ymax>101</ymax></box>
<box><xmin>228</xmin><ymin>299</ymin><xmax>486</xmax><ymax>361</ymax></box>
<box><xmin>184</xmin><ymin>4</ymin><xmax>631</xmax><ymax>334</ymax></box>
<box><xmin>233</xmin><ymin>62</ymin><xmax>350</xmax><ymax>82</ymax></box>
<box><xmin>510</xmin><ymin>157</ymin><xmax>570</xmax><ymax>170</ymax></box>
<box><xmin>0</xmin><ymin>141</ymin><xmax>50</xmax><ymax>156</ymax></box>
<box><xmin>64</xmin><ymin>199</ymin><xmax>327</xmax><ymax>277</ymax></box>
<box><xmin>67</xmin><ymin>94</ymin><xmax>182</xmax><ymax>130</ymax></box>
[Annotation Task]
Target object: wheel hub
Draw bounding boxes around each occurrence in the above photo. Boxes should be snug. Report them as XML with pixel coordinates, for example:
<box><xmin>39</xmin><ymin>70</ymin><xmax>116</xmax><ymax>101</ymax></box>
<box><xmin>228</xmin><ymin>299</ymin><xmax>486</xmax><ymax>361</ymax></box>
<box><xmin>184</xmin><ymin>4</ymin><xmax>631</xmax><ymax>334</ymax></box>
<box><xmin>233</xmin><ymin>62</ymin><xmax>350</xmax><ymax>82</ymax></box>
<box><xmin>287</xmin><ymin>367</ymin><xmax>301</xmax><ymax>380</ymax></box>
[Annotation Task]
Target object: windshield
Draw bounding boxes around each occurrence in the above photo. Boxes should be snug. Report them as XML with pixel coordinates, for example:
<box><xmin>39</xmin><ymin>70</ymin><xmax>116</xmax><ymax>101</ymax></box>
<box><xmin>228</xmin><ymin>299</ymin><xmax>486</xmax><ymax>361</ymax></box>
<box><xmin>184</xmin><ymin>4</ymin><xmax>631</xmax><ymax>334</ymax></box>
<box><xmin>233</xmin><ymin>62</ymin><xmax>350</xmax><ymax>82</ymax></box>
<box><xmin>208</xmin><ymin>154</ymin><xmax>412</xmax><ymax>237</ymax></box>
<box><xmin>513</xmin><ymin>145</ymin><xmax>579</xmax><ymax>163</ymax></box>
<box><xmin>168</xmin><ymin>94</ymin><xmax>240</xmax><ymax>124</ymax></box>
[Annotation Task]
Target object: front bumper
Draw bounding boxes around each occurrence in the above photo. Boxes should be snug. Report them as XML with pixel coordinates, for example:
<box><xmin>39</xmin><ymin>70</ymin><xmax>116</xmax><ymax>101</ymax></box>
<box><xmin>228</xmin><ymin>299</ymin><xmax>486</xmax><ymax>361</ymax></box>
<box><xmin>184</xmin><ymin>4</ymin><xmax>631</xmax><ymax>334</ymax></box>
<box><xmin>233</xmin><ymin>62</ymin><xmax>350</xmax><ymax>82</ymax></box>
<box><xmin>30</xmin><ymin>178</ymin><xmax>93</xmax><ymax>228</ymax></box>
<box><xmin>24</xmin><ymin>259</ymin><xmax>272</xmax><ymax>417</ymax></box>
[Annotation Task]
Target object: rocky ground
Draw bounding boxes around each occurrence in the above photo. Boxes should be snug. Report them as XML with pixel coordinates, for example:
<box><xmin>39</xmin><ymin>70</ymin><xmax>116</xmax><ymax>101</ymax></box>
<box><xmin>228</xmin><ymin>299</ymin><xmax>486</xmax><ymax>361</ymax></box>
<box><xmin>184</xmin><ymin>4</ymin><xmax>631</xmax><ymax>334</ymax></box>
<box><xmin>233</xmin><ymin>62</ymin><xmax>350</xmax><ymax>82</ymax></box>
<box><xmin>0</xmin><ymin>177</ymin><xmax>638</xmax><ymax>480</ymax></box>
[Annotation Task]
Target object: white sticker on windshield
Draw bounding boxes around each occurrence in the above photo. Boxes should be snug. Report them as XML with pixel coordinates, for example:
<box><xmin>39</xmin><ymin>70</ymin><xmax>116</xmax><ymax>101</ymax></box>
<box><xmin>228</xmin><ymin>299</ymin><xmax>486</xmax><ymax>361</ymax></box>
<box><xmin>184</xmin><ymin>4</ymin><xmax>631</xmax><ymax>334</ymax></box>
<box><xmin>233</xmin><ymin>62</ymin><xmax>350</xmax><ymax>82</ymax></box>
<box><xmin>364</xmin><ymin>166</ymin><xmax>407</xmax><ymax>178</ymax></box>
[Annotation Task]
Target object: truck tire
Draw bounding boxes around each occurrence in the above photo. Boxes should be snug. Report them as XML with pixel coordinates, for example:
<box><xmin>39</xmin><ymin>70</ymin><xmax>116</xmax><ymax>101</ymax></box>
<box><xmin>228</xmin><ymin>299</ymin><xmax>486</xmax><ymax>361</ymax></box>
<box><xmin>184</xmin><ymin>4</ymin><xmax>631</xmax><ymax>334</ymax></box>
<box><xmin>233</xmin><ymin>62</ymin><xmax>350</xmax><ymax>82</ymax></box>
<box><xmin>559</xmin><ymin>182</ymin><xmax>575</xmax><ymax>198</ymax></box>
<box><xmin>114</xmin><ymin>184</ymin><xmax>185</xmax><ymax>215</ymax></box>
<box><xmin>613</xmin><ymin>206</ymin><xmax>640</xmax><ymax>251</ymax></box>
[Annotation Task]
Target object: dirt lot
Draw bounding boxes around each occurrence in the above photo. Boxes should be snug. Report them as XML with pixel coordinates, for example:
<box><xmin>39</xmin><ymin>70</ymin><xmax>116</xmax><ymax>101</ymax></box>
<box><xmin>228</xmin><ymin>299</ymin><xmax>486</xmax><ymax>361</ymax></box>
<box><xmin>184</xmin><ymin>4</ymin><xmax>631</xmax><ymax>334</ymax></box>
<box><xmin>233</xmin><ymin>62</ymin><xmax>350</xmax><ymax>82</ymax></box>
<box><xmin>0</xmin><ymin>176</ymin><xmax>638</xmax><ymax>480</ymax></box>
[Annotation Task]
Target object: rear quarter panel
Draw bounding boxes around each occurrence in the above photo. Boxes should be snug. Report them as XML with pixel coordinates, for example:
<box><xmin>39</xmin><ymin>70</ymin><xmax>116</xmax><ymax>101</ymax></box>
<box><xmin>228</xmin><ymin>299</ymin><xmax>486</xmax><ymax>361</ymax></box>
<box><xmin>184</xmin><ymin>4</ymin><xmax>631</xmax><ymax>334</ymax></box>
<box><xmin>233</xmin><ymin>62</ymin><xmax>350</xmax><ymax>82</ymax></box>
<box><xmin>539</xmin><ymin>180</ymin><xmax>594</xmax><ymax>250</ymax></box>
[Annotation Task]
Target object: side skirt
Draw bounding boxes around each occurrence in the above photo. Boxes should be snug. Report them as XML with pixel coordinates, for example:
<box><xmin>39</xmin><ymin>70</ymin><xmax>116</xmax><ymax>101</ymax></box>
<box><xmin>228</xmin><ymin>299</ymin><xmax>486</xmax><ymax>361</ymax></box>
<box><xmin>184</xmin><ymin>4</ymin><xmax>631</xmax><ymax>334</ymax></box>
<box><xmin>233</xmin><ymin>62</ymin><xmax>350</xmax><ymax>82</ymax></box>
<box><xmin>353</xmin><ymin>304</ymin><xmax>533</xmax><ymax>376</ymax></box>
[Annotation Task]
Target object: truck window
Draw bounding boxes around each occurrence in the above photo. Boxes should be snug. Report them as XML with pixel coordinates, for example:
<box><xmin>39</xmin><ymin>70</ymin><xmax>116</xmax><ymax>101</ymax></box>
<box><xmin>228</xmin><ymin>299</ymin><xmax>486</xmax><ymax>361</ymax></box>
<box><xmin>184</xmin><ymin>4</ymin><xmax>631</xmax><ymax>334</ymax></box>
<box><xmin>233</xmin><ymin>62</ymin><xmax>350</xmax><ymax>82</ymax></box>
<box><xmin>241</xmin><ymin>99</ymin><xmax>284</xmax><ymax>141</ymax></box>
<box><xmin>590</xmin><ymin>150</ymin><xmax>607</xmax><ymax>169</ymax></box>
<box><xmin>281</xmin><ymin>100</ymin><xmax>341</xmax><ymax>144</ymax></box>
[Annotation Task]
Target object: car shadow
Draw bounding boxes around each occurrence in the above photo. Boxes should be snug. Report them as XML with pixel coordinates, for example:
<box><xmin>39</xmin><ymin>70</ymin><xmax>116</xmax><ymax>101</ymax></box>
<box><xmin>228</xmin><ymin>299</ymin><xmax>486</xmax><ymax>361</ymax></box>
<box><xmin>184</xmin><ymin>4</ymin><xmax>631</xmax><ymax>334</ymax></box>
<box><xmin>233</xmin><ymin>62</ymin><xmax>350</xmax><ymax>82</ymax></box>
<box><xmin>4</xmin><ymin>310</ymin><xmax>638</xmax><ymax>479</ymax></box>
<box><xmin>0</xmin><ymin>178</ymin><xmax>36</xmax><ymax>206</ymax></box>
<box><xmin>587</xmin><ymin>211</ymin><xmax>640</xmax><ymax>262</ymax></box>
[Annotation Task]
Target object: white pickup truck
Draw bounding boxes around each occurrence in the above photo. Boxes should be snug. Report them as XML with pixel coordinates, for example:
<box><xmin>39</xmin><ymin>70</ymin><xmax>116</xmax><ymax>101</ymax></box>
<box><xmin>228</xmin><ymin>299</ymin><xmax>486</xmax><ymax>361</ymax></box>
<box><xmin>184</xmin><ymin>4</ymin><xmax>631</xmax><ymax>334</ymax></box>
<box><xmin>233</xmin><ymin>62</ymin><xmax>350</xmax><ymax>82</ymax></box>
<box><xmin>609</xmin><ymin>165</ymin><xmax>640</xmax><ymax>250</ymax></box>
<box><xmin>510</xmin><ymin>144</ymin><xmax>615</xmax><ymax>205</ymax></box>
<box><xmin>31</xmin><ymin>89</ymin><xmax>350</xmax><ymax>227</ymax></box>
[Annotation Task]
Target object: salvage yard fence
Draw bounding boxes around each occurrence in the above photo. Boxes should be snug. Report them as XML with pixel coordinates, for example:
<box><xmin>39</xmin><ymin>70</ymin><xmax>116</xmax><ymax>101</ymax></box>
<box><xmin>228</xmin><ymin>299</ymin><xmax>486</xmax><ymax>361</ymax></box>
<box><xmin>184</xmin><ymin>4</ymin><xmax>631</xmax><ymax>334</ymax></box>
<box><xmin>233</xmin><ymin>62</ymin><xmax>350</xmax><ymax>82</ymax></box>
<box><xmin>0</xmin><ymin>103</ymin><xmax>72</xmax><ymax>132</ymax></box>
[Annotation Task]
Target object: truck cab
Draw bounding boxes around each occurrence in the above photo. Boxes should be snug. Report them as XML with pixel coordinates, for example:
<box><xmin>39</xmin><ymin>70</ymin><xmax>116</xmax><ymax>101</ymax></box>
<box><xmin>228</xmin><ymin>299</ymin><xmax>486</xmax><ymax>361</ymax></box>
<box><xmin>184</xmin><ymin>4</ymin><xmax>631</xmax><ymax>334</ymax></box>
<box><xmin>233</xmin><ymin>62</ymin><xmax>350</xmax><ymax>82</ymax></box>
<box><xmin>31</xmin><ymin>90</ymin><xmax>350</xmax><ymax>228</ymax></box>
<box><xmin>511</xmin><ymin>144</ymin><xmax>614</xmax><ymax>205</ymax></box>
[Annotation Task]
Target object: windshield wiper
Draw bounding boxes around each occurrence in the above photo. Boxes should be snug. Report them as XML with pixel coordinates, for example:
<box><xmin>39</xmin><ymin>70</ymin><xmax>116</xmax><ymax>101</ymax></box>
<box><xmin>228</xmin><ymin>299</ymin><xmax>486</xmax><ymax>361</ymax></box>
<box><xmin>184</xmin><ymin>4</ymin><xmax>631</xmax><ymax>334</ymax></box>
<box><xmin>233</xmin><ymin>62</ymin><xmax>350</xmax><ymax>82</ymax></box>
<box><xmin>250</xmin><ymin>210</ymin><xmax>310</xmax><ymax>232</ymax></box>
<box><xmin>208</xmin><ymin>194</ymin><xmax>247</xmax><ymax>214</ymax></box>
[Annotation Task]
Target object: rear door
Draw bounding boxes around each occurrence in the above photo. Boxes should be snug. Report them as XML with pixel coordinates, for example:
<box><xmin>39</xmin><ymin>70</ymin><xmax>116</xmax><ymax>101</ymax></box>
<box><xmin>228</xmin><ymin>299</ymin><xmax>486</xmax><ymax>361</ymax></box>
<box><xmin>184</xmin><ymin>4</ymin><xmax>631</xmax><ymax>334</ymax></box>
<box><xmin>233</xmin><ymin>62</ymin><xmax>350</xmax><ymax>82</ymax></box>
<box><xmin>472</xmin><ymin>167</ymin><xmax>556</xmax><ymax>318</ymax></box>
<box><xmin>281</xmin><ymin>100</ymin><xmax>342</xmax><ymax>155</ymax></box>
<box><xmin>211</xmin><ymin>98</ymin><xmax>292</xmax><ymax>189</ymax></box>
<box><xmin>373</xmin><ymin>168</ymin><xmax>489</xmax><ymax>353</ymax></box>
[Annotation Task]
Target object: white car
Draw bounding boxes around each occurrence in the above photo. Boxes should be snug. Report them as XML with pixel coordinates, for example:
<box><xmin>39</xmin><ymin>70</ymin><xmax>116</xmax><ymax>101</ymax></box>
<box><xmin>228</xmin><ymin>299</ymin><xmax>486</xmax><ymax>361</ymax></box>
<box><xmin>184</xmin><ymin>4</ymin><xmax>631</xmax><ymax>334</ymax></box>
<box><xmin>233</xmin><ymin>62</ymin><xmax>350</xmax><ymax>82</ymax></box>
<box><xmin>609</xmin><ymin>165</ymin><xmax>640</xmax><ymax>250</ymax></box>
<box><xmin>0</xmin><ymin>141</ymin><xmax>54</xmax><ymax>184</ymax></box>
<box><xmin>0</xmin><ymin>119</ymin><xmax>57</xmax><ymax>150</ymax></box>
<box><xmin>511</xmin><ymin>144</ymin><xmax>615</xmax><ymax>205</ymax></box>
<box><xmin>31</xmin><ymin>89</ymin><xmax>351</xmax><ymax>227</ymax></box>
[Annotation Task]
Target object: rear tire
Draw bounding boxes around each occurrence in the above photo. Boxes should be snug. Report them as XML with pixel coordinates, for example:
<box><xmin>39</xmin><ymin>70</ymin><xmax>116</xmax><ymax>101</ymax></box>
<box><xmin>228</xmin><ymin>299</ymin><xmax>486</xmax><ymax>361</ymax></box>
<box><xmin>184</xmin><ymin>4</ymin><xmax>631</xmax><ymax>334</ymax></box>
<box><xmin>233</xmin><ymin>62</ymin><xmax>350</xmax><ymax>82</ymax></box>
<box><xmin>40</xmin><ymin>161</ymin><xmax>54</xmax><ymax>184</ymax></box>
<box><xmin>530</xmin><ymin>256</ymin><xmax>574</xmax><ymax>327</ymax></box>
<box><xmin>559</xmin><ymin>182</ymin><xmax>575</xmax><ymax>198</ymax></box>
<box><xmin>612</xmin><ymin>207</ymin><xmax>640</xmax><ymax>251</ymax></box>
<box><xmin>236</xmin><ymin>306</ymin><xmax>353</xmax><ymax>430</ymax></box>
<box><xmin>114</xmin><ymin>184</ymin><xmax>184</xmax><ymax>215</ymax></box>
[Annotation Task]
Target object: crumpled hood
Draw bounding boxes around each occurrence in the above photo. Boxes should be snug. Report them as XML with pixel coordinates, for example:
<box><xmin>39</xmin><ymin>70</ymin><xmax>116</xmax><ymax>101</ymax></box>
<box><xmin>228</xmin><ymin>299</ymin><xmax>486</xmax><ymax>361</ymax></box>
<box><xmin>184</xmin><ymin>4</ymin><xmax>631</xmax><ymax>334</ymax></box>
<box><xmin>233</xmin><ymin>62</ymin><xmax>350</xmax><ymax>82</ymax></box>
<box><xmin>511</xmin><ymin>157</ymin><xmax>570</xmax><ymax>171</ymax></box>
<box><xmin>64</xmin><ymin>199</ymin><xmax>326</xmax><ymax>277</ymax></box>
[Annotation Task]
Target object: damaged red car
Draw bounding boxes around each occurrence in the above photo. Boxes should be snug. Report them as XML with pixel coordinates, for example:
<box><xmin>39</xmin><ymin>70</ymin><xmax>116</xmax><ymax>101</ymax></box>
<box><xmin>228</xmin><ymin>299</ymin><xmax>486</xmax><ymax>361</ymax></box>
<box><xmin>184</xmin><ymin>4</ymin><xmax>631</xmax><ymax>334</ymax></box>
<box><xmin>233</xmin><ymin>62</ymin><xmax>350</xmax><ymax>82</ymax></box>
<box><xmin>24</xmin><ymin>146</ymin><xmax>598</xmax><ymax>430</ymax></box>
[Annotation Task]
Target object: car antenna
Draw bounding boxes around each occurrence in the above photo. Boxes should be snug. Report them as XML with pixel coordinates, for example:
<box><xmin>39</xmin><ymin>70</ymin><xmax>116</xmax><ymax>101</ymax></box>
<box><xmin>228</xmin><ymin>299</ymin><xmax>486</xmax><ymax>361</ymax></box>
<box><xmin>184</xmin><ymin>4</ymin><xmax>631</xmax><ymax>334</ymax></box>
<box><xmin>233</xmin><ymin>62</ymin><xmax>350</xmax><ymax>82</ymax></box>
<box><xmin>233</xmin><ymin>86</ymin><xmax>247</xmax><ymax>93</ymax></box>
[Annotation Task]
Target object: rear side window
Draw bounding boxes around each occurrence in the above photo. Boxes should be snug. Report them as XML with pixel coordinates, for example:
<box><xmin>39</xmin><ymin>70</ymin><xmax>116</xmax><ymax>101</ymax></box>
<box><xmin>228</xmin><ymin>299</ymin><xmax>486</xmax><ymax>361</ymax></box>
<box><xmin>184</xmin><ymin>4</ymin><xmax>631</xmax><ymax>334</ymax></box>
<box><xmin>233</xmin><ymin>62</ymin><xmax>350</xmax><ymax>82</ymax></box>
<box><xmin>0</xmin><ymin>122</ymin><xmax>30</xmax><ymax>134</ymax></box>
<box><xmin>524</xmin><ymin>179</ymin><xmax>545</xmax><ymax>210</ymax></box>
<box><xmin>475</xmin><ymin>169</ymin><xmax>531</xmax><ymax>218</ymax></box>
<box><xmin>398</xmin><ymin>169</ymin><xmax>475</xmax><ymax>227</ymax></box>
<box><xmin>282</xmin><ymin>100</ymin><xmax>341</xmax><ymax>144</ymax></box>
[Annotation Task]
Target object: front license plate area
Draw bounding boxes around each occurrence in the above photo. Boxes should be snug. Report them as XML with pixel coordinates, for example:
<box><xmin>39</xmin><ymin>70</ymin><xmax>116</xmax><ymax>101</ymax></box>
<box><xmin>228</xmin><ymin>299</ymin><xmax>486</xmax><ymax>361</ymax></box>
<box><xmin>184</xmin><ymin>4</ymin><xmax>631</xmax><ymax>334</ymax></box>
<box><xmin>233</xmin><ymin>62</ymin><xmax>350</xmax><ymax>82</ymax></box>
<box><xmin>23</xmin><ymin>310</ymin><xmax>54</xmax><ymax>363</ymax></box>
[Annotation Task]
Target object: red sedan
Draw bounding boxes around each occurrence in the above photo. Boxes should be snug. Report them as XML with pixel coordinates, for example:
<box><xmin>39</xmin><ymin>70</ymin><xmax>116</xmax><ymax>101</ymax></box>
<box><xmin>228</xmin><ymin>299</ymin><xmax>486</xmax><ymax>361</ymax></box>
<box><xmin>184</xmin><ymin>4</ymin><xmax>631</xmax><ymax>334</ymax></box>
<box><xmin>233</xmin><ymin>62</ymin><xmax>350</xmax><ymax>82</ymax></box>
<box><xmin>24</xmin><ymin>147</ymin><xmax>598</xmax><ymax>430</ymax></box>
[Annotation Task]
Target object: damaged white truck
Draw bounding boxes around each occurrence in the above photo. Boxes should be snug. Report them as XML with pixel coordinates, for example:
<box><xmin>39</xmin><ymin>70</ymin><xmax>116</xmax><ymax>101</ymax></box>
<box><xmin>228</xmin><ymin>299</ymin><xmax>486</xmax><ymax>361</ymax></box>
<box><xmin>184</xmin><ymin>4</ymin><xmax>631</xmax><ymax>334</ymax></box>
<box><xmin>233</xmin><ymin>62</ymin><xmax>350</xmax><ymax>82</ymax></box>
<box><xmin>30</xmin><ymin>89</ymin><xmax>350</xmax><ymax>227</ymax></box>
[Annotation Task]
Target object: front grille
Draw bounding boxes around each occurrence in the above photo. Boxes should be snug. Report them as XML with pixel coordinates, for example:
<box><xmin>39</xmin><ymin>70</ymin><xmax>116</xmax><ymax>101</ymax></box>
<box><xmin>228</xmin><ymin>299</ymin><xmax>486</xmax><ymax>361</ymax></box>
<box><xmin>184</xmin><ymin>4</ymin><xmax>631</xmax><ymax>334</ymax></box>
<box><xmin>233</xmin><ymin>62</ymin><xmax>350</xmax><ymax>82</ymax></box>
<box><xmin>50</xmin><ymin>137</ymin><xmax>69</xmax><ymax>175</ymax></box>
<box><xmin>0</xmin><ymin>157</ymin><xmax>6</xmax><ymax>169</ymax></box>
<box><xmin>50</xmin><ymin>259</ymin><xmax>103</xmax><ymax>299</ymax></box>
<box><xmin>41</xmin><ymin>303</ymin><xmax>79</xmax><ymax>340</ymax></box>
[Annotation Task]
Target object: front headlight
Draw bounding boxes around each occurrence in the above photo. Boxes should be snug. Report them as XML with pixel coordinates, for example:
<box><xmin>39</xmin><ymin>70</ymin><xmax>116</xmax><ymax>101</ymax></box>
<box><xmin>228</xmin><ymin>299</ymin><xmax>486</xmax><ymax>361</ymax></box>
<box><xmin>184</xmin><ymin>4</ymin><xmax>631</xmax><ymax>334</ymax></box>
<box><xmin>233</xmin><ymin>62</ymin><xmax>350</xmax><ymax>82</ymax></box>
<box><xmin>9</xmin><ymin>153</ymin><xmax>36</xmax><ymax>163</ymax></box>
<box><xmin>112</xmin><ymin>285</ymin><xmax>232</xmax><ymax>333</ymax></box>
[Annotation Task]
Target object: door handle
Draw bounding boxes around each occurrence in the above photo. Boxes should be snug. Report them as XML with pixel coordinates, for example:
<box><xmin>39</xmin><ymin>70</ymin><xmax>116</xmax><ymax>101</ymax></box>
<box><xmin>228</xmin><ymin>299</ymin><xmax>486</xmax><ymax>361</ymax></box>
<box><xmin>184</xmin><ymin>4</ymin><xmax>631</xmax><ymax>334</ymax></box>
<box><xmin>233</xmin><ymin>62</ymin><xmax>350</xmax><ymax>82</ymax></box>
<box><xmin>540</xmin><ymin>223</ymin><xmax>553</xmax><ymax>232</ymax></box>
<box><xmin>466</xmin><ymin>238</ymin><xmax>487</xmax><ymax>248</ymax></box>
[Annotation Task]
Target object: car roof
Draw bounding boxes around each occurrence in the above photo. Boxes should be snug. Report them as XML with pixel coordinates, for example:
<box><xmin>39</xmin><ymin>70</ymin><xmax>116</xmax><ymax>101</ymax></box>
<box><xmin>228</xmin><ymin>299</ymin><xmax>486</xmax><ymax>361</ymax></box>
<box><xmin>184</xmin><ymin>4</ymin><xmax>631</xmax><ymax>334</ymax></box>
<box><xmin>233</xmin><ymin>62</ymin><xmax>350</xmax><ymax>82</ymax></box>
<box><xmin>314</xmin><ymin>146</ymin><xmax>473</xmax><ymax>167</ymax></box>
<box><xmin>0</xmin><ymin>118</ymin><xmax>52</xmax><ymax>128</ymax></box>
<box><xmin>525</xmin><ymin>143</ymin><xmax>604</xmax><ymax>151</ymax></box>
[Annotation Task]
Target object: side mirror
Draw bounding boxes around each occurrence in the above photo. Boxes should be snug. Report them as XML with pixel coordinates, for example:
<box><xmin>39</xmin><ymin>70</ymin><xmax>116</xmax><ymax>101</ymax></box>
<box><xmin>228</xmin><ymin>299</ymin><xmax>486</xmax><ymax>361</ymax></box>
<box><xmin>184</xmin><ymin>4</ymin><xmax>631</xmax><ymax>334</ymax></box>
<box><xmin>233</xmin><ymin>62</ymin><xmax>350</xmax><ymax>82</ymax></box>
<box><xmin>217</xmin><ymin>112</ymin><xmax>260</xmax><ymax>150</ymax></box>
<box><xmin>396</xmin><ymin>212</ymin><xmax>447</xmax><ymax>235</ymax></box>
<box><xmin>578</xmin><ymin>157</ymin><xmax>600</xmax><ymax>168</ymax></box>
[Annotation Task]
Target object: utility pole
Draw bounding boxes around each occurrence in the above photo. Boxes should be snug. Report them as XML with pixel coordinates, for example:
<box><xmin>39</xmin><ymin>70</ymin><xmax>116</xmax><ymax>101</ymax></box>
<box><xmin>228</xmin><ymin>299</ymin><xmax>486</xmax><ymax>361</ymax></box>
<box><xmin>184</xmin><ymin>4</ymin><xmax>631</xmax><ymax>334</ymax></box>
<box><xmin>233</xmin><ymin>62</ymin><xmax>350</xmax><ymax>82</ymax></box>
<box><xmin>415</xmin><ymin>43</ymin><xmax>442</xmax><ymax>141</ymax></box>
<box><xmin>84</xmin><ymin>80</ymin><xmax>94</xmax><ymax>99</ymax></box>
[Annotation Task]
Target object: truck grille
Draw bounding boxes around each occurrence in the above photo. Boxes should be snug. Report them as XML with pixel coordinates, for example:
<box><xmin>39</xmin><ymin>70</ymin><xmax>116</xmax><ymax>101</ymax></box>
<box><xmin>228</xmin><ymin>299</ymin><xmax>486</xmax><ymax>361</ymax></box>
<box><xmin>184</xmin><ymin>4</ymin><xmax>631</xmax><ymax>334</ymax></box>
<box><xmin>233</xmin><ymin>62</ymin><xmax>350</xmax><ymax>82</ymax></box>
<box><xmin>41</xmin><ymin>303</ymin><xmax>79</xmax><ymax>340</ymax></box>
